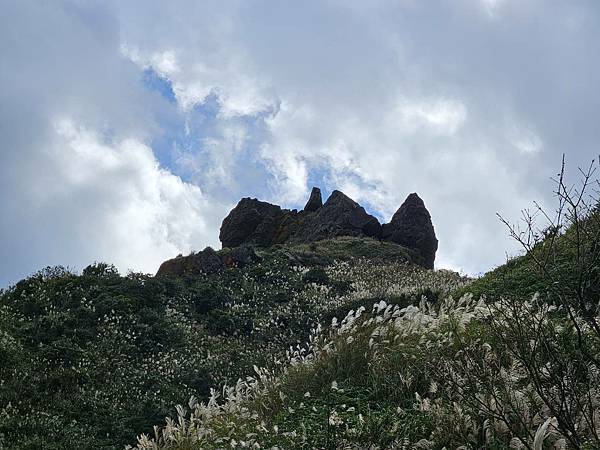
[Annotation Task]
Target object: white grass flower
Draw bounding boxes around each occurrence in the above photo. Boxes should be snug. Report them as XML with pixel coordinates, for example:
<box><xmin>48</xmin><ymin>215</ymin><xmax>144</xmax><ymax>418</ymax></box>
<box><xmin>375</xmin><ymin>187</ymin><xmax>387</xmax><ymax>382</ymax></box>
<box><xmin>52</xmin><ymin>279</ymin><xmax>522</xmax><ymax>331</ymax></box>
<box><xmin>534</xmin><ymin>417</ymin><xmax>554</xmax><ymax>450</ymax></box>
<box><xmin>328</xmin><ymin>410</ymin><xmax>343</xmax><ymax>426</ymax></box>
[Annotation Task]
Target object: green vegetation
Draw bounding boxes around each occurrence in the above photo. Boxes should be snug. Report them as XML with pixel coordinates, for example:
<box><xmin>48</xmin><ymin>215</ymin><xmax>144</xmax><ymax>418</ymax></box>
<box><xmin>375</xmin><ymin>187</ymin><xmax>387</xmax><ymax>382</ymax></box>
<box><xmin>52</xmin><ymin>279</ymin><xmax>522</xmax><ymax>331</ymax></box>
<box><xmin>130</xmin><ymin>292</ymin><xmax>600</xmax><ymax>449</ymax></box>
<box><xmin>455</xmin><ymin>213</ymin><xmax>598</xmax><ymax>302</ymax></box>
<box><xmin>459</xmin><ymin>159</ymin><xmax>600</xmax><ymax>306</ymax></box>
<box><xmin>0</xmin><ymin>243</ymin><xmax>465</xmax><ymax>449</ymax></box>
<box><xmin>269</xmin><ymin>236</ymin><xmax>420</xmax><ymax>264</ymax></box>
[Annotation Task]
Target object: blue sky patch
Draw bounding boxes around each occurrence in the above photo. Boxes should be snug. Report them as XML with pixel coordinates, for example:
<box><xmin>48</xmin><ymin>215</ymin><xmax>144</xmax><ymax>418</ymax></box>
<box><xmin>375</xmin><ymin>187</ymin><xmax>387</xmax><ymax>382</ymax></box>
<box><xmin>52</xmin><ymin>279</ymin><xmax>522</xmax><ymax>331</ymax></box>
<box><xmin>142</xmin><ymin>68</ymin><xmax>176</xmax><ymax>103</ymax></box>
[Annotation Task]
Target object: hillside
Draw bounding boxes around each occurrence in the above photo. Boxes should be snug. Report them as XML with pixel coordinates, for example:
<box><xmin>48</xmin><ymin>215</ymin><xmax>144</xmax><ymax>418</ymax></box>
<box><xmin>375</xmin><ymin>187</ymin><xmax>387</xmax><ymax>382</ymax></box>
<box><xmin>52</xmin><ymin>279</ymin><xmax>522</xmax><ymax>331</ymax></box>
<box><xmin>126</xmin><ymin>203</ymin><xmax>600</xmax><ymax>448</ymax></box>
<box><xmin>0</xmin><ymin>237</ymin><xmax>466</xmax><ymax>449</ymax></box>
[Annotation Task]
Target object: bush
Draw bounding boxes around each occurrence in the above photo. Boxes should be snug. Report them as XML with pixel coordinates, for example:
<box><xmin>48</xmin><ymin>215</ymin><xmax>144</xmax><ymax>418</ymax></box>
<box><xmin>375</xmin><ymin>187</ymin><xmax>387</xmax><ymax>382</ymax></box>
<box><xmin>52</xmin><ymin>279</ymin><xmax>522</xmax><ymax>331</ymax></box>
<box><xmin>302</xmin><ymin>266</ymin><xmax>329</xmax><ymax>285</ymax></box>
<box><xmin>82</xmin><ymin>262</ymin><xmax>120</xmax><ymax>277</ymax></box>
<box><xmin>189</xmin><ymin>282</ymin><xmax>229</xmax><ymax>315</ymax></box>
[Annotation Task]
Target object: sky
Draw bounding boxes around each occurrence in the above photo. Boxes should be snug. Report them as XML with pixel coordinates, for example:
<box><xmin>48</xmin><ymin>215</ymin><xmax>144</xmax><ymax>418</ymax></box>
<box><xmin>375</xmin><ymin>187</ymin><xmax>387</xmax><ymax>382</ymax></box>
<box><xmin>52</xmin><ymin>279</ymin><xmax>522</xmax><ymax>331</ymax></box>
<box><xmin>1</xmin><ymin>0</ymin><xmax>598</xmax><ymax>287</ymax></box>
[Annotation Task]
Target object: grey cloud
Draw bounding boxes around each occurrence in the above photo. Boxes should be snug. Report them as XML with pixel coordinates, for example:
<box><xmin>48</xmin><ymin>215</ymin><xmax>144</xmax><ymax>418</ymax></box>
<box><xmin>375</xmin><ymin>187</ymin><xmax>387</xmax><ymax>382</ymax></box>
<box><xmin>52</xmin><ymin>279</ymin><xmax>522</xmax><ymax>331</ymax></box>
<box><xmin>1</xmin><ymin>1</ymin><xmax>599</xmax><ymax>286</ymax></box>
<box><xmin>0</xmin><ymin>1</ymin><xmax>223</xmax><ymax>287</ymax></box>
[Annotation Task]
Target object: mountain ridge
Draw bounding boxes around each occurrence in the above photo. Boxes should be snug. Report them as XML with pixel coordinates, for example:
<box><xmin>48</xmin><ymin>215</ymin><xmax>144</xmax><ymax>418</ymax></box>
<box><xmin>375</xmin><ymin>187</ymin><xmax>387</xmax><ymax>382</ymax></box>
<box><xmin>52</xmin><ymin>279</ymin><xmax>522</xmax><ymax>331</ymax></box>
<box><xmin>219</xmin><ymin>187</ymin><xmax>438</xmax><ymax>269</ymax></box>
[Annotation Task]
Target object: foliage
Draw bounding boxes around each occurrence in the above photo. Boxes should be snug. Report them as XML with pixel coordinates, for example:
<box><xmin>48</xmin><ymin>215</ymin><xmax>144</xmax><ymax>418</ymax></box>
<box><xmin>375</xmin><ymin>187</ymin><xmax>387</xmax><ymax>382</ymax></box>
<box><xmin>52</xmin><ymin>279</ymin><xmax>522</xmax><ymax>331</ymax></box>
<box><xmin>458</xmin><ymin>158</ymin><xmax>600</xmax><ymax>306</ymax></box>
<box><xmin>129</xmin><ymin>295</ymin><xmax>600</xmax><ymax>449</ymax></box>
<box><xmin>0</xmin><ymin>249</ymin><xmax>466</xmax><ymax>449</ymax></box>
<box><xmin>275</xmin><ymin>236</ymin><xmax>419</xmax><ymax>264</ymax></box>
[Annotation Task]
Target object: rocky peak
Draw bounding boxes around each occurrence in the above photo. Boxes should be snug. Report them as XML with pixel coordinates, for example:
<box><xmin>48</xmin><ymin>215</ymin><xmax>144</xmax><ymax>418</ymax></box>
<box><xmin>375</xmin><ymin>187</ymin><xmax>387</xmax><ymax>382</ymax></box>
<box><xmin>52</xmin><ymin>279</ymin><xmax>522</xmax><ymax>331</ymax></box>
<box><xmin>391</xmin><ymin>193</ymin><xmax>425</xmax><ymax>219</ymax></box>
<box><xmin>291</xmin><ymin>189</ymin><xmax>381</xmax><ymax>242</ymax></box>
<box><xmin>381</xmin><ymin>193</ymin><xmax>438</xmax><ymax>269</ymax></box>
<box><xmin>217</xmin><ymin>187</ymin><xmax>438</xmax><ymax>269</ymax></box>
<box><xmin>303</xmin><ymin>187</ymin><xmax>322</xmax><ymax>212</ymax></box>
<box><xmin>323</xmin><ymin>190</ymin><xmax>356</xmax><ymax>208</ymax></box>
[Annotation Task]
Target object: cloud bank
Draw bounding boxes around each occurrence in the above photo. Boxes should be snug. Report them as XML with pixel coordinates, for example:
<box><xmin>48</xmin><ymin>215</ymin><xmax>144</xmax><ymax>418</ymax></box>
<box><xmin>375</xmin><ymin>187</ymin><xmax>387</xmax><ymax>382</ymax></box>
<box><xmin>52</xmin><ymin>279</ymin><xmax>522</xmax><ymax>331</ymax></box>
<box><xmin>1</xmin><ymin>0</ymin><xmax>598</xmax><ymax>286</ymax></box>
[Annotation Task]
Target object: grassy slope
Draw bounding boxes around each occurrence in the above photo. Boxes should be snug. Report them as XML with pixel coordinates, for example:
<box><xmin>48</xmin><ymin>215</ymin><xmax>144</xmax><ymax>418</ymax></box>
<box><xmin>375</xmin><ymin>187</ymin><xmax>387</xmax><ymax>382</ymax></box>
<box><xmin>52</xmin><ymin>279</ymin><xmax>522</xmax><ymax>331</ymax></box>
<box><xmin>0</xmin><ymin>238</ymin><xmax>465</xmax><ymax>449</ymax></box>
<box><xmin>455</xmin><ymin>210</ymin><xmax>599</xmax><ymax>302</ymax></box>
<box><xmin>268</xmin><ymin>236</ymin><xmax>421</xmax><ymax>264</ymax></box>
<box><xmin>130</xmin><ymin>213</ymin><xmax>600</xmax><ymax>449</ymax></box>
<box><xmin>6</xmin><ymin>218</ymin><xmax>595</xmax><ymax>449</ymax></box>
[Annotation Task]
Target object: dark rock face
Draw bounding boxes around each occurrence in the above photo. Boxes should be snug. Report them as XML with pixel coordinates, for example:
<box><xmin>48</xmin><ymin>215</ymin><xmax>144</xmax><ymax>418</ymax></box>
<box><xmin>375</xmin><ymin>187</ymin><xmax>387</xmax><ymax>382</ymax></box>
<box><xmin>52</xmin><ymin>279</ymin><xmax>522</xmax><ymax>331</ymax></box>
<box><xmin>223</xmin><ymin>246</ymin><xmax>261</xmax><ymax>268</ymax></box>
<box><xmin>381</xmin><ymin>193</ymin><xmax>438</xmax><ymax>269</ymax></box>
<box><xmin>219</xmin><ymin>198</ymin><xmax>288</xmax><ymax>248</ymax></box>
<box><xmin>217</xmin><ymin>188</ymin><xmax>437</xmax><ymax>269</ymax></box>
<box><xmin>303</xmin><ymin>187</ymin><xmax>322</xmax><ymax>212</ymax></box>
<box><xmin>219</xmin><ymin>188</ymin><xmax>382</xmax><ymax>248</ymax></box>
<box><xmin>292</xmin><ymin>190</ymin><xmax>381</xmax><ymax>242</ymax></box>
<box><xmin>156</xmin><ymin>247</ymin><xmax>224</xmax><ymax>277</ymax></box>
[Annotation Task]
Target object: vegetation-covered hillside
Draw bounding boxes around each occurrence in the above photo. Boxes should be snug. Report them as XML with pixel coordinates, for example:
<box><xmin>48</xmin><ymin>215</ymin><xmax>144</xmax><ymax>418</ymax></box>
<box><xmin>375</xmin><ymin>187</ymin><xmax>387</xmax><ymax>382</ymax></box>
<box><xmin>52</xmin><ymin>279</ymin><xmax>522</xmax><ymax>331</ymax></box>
<box><xmin>0</xmin><ymin>238</ymin><xmax>466</xmax><ymax>449</ymax></box>
<box><xmin>126</xmin><ymin>168</ymin><xmax>600</xmax><ymax>449</ymax></box>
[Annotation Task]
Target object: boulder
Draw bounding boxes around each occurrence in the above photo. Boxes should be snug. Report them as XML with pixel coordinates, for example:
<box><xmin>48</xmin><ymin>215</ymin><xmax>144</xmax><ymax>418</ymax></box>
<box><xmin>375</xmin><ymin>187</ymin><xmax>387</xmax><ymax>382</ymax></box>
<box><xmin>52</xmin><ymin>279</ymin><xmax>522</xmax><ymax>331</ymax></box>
<box><xmin>381</xmin><ymin>193</ymin><xmax>438</xmax><ymax>269</ymax></box>
<box><xmin>156</xmin><ymin>247</ymin><xmax>224</xmax><ymax>277</ymax></box>
<box><xmin>222</xmin><ymin>246</ymin><xmax>261</xmax><ymax>268</ymax></box>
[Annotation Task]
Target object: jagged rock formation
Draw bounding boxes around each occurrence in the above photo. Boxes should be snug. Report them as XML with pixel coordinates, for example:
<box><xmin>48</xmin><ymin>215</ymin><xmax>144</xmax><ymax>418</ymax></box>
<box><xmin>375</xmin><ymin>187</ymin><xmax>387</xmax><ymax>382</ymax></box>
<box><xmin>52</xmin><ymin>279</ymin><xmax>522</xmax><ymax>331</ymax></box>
<box><xmin>219</xmin><ymin>187</ymin><xmax>437</xmax><ymax>269</ymax></box>
<box><xmin>292</xmin><ymin>190</ymin><xmax>381</xmax><ymax>242</ymax></box>
<box><xmin>158</xmin><ymin>188</ymin><xmax>437</xmax><ymax>276</ymax></box>
<box><xmin>219</xmin><ymin>190</ymin><xmax>381</xmax><ymax>248</ymax></box>
<box><xmin>381</xmin><ymin>193</ymin><xmax>438</xmax><ymax>269</ymax></box>
<box><xmin>303</xmin><ymin>187</ymin><xmax>322</xmax><ymax>212</ymax></box>
<box><xmin>156</xmin><ymin>247</ymin><xmax>224</xmax><ymax>277</ymax></box>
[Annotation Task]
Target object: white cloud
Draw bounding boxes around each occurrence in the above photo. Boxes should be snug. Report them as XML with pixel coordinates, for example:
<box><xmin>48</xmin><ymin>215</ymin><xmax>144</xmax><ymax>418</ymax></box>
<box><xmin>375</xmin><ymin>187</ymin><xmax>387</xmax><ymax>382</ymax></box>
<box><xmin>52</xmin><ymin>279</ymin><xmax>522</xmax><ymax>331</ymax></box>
<box><xmin>123</xmin><ymin>44</ymin><xmax>276</xmax><ymax>117</ymax></box>
<box><xmin>480</xmin><ymin>0</ymin><xmax>506</xmax><ymax>18</ymax></box>
<box><xmin>49</xmin><ymin>118</ymin><xmax>221</xmax><ymax>274</ymax></box>
<box><xmin>393</xmin><ymin>98</ymin><xmax>468</xmax><ymax>135</ymax></box>
<box><xmin>110</xmin><ymin>0</ymin><xmax>597</xmax><ymax>277</ymax></box>
<box><xmin>510</xmin><ymin>125</ymin><xmax>543</xmax><ymax>154</ymax></box>
<box><xmin>7</xmin><ymin>115</ymin><xmax>224</xmax><ymax>280</ymax></box>
<box><xmin>0</xmin><ymin>1</ymin><xmax>224</xmax><ymax>286</ymax></box>
<box><xmin>1</xmin><ymin>0</ymin><xmax>599</xmax><ymax>285</ymax></box>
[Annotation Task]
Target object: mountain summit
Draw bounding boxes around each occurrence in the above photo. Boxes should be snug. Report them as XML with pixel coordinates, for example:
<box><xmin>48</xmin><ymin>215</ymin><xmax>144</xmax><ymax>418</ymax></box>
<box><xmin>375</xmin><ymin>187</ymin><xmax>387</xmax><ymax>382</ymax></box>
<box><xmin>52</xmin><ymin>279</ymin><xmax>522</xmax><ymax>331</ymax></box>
<box><xmin>219</xmin><ymin>188</ymin><xmax>438</xmax><ymax>268</ymax></box>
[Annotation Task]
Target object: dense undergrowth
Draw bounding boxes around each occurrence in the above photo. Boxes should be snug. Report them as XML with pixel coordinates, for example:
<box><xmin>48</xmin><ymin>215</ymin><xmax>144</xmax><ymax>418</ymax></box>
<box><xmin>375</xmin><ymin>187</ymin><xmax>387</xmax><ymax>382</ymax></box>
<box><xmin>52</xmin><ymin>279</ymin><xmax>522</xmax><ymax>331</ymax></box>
<box><xmin>131</xmin><ymin>295</ymin><xmax>599</xmax><ymax>449</ymax></box>
<box><xmin>0</xmin><ymin>239</ymin><xmax>466</xmax><ymax>449</ymax></box>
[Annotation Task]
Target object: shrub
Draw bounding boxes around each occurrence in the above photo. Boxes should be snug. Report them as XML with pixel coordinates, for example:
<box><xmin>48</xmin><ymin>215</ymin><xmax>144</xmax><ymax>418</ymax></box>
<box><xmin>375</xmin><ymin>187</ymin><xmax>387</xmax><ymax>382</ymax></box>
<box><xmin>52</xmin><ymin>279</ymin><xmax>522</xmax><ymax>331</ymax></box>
<box><xmin>302</xmin><ymin>266</ymin><xmax>330</xmax><ymax>285</ymax></box>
